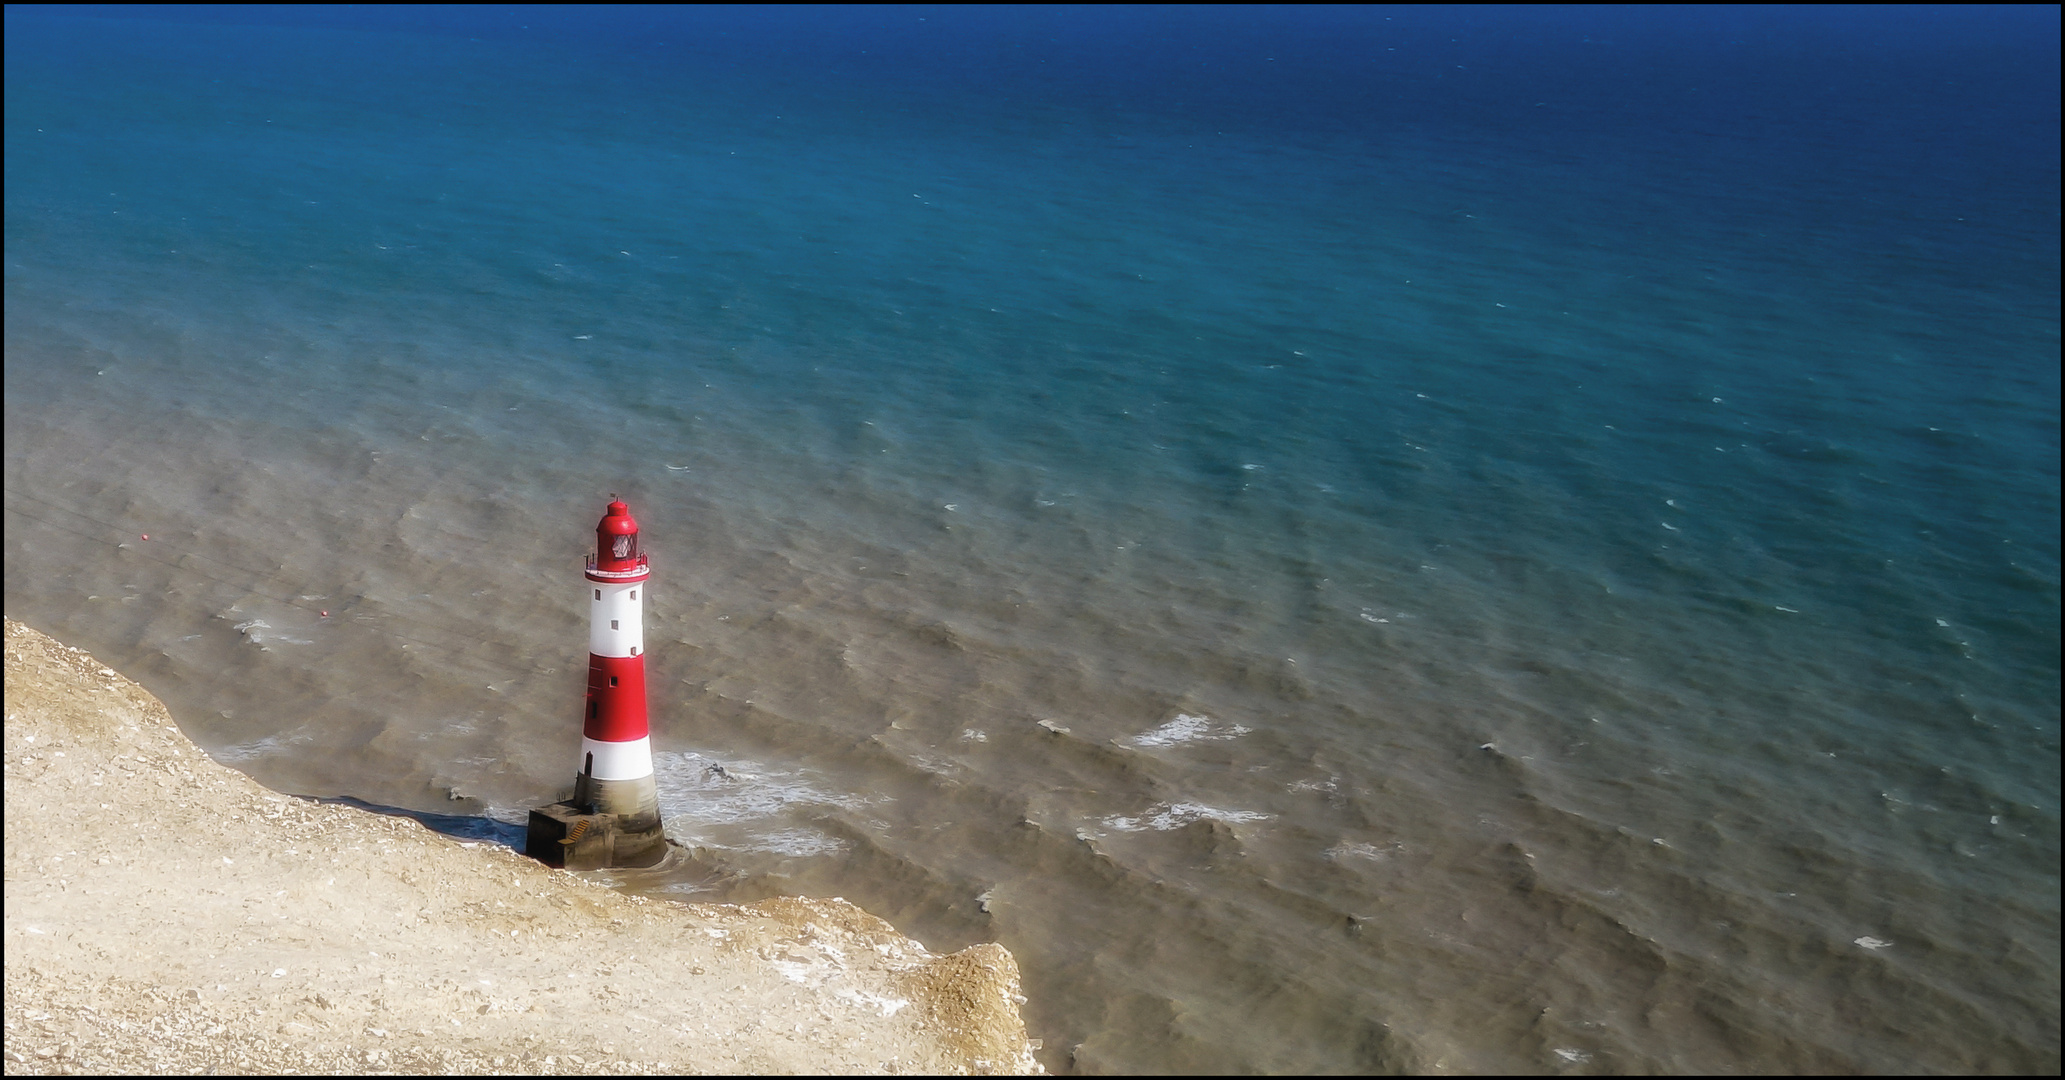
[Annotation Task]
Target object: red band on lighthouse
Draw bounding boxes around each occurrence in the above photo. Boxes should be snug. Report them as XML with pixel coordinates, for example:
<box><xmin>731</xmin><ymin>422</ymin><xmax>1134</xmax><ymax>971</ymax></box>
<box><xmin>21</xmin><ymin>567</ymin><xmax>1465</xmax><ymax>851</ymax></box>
<box><xmin>584</xmin><ymin>655</ymin><xmax>648</xmax><ymax>742</ymax></box>
<box><xmin>580</xmin><ymin>499</ymin><xmax>654</xmax><ymax>783</ymax></box>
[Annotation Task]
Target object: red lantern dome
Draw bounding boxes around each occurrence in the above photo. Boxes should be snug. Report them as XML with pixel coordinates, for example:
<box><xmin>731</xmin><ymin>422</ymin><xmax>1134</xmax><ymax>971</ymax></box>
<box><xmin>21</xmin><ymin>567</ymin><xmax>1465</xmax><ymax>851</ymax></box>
<box><xmin>586</xmin><ymin>497</ymin><xmax>649</xmax><ymax>582</ymax></box>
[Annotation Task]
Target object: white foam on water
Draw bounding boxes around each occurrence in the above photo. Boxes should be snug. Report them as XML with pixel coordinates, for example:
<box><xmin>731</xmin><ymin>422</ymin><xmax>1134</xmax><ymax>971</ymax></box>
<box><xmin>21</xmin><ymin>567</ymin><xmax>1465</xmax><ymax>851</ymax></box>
<box><xmin>1128</xmin><ymin>713</ymin><xmax>1252</xmax><ymax>747</ymax></box>
<box><xmin>654</xmin><ymin>750</ymin><xmax>871</xmax><ymax>855</ymax></box>
<box><xmin>654</xmin><ymin>750</ymin><xmax>876</xmax><ymax>823</ymax></box>
<box><xmin>1102</xmin><ymin>802</ymin><xmax>1274</xmax><ymax>832</ymax></box>
<box><xmin>231</xmin><ymin>618</ymin><xmax>312</xmax><ymax>647</ymax></box>
<box><xmin>1325</xmin><ymin>840</ymin><xmax>1406</xmax><ymax>863</ymax></box>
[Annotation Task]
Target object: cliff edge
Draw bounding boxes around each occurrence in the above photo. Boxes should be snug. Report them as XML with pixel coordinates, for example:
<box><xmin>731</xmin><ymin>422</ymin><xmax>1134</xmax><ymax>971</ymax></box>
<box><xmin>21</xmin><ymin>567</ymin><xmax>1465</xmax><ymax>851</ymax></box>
<box><xmin>2</xmin><ymin>618</ymin><xmax>1041</xmax><ymax>1074</ymax></box>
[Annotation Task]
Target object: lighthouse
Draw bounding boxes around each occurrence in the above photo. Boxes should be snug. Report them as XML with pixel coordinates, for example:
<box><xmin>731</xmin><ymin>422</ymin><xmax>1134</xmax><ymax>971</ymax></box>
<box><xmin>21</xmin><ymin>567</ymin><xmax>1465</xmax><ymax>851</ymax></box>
<box><xmin>526</xmin><ymin>497</ymin><xmax>669</xmax><ymax>869</ymax></box>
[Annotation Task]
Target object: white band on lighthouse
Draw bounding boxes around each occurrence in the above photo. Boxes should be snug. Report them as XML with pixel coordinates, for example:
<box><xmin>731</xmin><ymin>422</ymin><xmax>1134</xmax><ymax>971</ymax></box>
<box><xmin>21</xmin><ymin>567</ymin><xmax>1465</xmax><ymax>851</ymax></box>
<box><xmin>589</xmin><ymin>582</ymin><xmax>645</xmax><ymax>659</ymax></box>
<box><xmin>580</xmin><ymin>734</ymin><xmax>655</xmax><ymax>781</ymax></box>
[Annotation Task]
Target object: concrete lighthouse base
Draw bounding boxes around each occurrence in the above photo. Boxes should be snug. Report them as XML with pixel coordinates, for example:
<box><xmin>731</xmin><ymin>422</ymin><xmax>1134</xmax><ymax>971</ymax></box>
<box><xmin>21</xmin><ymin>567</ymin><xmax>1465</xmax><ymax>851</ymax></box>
<box><xmin>526</xmin><ymin>774</ymin><xmax>667</xmax><ymax>870</ymax></box>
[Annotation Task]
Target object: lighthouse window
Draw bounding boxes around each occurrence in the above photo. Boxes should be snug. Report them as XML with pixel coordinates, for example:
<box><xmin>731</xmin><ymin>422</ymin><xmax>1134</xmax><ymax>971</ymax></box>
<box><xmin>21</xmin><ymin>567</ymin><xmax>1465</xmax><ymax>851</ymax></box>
<box><xmin>609</xmin><ymin>676</ymin><xmax>619</xmax><ymax>687</ymax></box>
<box><xmin>612</xmin><ymin>533</ymin><xmax>636</xmax><ymax>560</ymax></box>
<box><xmin>594</xmin><ymin>589</ymin><xmax>601</xmax><ymax>601</ymax></box>
<box><xmin>588</xmin><ymin>700</ymin><xmax>597</xmax><ymax>719</ymax></box>
<box><xmin>630</xmin><ymin>590</ymin><xmax>637</xmax><ymax>600</ymax></box>
<box><xmin>611</xmin><ymin>619</ymin><xmax>620</xmax><ymax>630</ymax></box>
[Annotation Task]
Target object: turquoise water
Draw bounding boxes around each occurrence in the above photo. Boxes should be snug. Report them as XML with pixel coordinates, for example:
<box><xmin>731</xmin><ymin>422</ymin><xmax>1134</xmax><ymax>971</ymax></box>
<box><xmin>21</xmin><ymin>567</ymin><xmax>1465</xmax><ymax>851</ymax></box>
<box><xmin>6</xmin><ymin>7</ymin><xmax>2058</xmax><ymax>1072</ymax></box>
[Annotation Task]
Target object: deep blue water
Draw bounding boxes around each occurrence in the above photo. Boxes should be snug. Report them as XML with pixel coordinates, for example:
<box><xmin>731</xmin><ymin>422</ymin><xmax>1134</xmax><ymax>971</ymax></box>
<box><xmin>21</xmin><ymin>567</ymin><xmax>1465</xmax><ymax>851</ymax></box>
<box><xmin>6</xmin><ymin>5</ymin><xmax>2059</xmax><ymax>1073</ymax></box>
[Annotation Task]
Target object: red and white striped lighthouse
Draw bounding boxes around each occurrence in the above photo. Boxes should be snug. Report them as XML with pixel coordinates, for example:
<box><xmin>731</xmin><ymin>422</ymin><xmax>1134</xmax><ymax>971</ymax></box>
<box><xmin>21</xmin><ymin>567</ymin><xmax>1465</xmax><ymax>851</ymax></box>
<box><xmin>581</xmin><ymin>497</ymin><xmax>653</xmax><ymax>790</ymax></box>
<box><xmin>527</xmin><ymin>497</ymin><xmax>668</xmax><ymax>869</ymax></box>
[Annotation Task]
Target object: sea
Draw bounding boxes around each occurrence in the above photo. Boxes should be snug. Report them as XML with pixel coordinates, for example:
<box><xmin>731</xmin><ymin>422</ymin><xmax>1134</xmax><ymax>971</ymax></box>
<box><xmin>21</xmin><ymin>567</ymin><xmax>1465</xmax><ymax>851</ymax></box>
<box><xmin>5</xmin><ymin>5</ymin><xmax>2058</xmax><ymax>1073</ymax></box>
